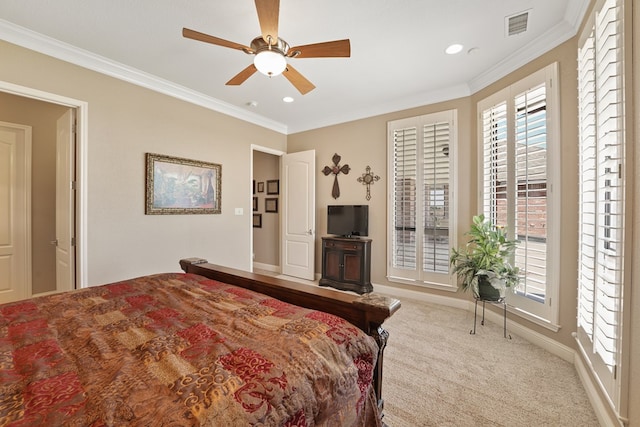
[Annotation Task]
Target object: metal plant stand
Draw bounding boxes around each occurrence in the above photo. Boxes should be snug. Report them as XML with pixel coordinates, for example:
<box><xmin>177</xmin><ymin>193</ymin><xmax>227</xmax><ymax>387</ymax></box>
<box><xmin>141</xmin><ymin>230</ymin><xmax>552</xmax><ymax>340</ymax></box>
<box><xmin>470</xmin><ymin>296</ymin><xmax>511</xmax><ymax>339</ymax></box>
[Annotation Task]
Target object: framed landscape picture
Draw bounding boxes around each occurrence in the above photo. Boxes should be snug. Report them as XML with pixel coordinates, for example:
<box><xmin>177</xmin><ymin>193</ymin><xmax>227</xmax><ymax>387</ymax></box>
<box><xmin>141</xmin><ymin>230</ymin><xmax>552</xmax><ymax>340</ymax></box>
<box><xmin>145</xmin><ymin>153</ymin><xmax>221</xmax><ymax>214</ymax></box>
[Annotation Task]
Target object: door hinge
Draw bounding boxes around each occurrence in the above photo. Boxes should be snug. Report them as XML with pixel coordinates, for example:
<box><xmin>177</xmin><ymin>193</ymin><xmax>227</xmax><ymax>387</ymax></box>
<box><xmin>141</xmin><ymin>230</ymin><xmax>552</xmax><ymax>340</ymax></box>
<box><xmin>613</xmin><ymin>364</ymin><xmax>617</xmax><ymax>379</ymax></box>
<box><xmin>71</xmin><ymin>181</ymin><xmax>77</xmax><ymax>190</ymax></box>
<box><xmin>71</xmin><ymin>237</ymin><xmax>76</xmax><ymax>247</ymax></box>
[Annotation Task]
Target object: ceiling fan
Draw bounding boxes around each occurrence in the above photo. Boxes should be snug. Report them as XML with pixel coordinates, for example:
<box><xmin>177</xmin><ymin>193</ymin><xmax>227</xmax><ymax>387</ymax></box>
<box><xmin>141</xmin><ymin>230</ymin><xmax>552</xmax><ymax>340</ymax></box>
<box><xmin>182</xmin><ymin>0</ymin><xmax>350</xmax><ymax>95</ymax></box>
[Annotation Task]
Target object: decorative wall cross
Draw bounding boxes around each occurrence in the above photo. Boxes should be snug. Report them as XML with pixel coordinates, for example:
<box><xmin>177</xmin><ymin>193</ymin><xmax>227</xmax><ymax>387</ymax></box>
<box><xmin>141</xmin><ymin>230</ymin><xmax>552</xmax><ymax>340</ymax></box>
<box><xmin>322</xmin><ymin>153</ymin><xmax>350</xmax><ymax>199</ymax></box>
<box><xmin>357</xmin><ymin>165</ymin><xmax>380</xmax><ymax>200</ymax></box>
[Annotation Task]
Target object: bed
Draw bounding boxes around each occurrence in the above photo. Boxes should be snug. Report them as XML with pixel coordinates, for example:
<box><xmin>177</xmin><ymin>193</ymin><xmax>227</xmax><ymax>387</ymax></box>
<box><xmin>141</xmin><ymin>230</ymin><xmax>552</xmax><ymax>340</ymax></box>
<box><xmin>0</xmin><ymin>258</ymin><xmax>400</xmax><ymax>426</ymax></box>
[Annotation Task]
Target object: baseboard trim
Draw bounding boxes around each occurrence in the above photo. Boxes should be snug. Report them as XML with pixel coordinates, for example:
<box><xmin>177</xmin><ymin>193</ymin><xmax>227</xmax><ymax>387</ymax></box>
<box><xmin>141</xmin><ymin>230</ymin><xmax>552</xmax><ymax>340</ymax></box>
<box><xmin>252</xmin><ymin>262</ymin><xmax>279</xmax><ymax>273</ymax></box>
<box><xmin>574</xmin><ymin>342</ymin><xmax>625</xmax><ymax>427</ymax></box>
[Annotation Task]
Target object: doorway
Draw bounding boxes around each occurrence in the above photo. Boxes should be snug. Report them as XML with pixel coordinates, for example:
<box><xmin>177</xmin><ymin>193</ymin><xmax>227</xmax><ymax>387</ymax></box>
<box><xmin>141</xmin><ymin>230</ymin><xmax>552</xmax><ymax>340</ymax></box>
<box><xmin>0</xmin><ymin>81</ymin><xmax>87</xmax><ymax>298</ymax></box>
<box><xmin>252</xmin><ymin>149</ymin><xmax>281</xmax><ymax>273</ymax></box>
<box><xmin>251</xmin><ymin>146</ymin><xmax>316</xmax><ymax>281</ymax></box>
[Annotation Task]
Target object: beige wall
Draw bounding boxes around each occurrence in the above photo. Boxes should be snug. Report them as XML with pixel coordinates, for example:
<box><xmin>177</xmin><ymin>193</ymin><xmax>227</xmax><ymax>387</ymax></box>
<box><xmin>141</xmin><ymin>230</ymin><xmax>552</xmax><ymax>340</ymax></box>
<box><xmin>0</xmin><ymin>92</ymin><xmax>69</xmax><ymax>294</ymax></box>
<box><xmin>252</xmin><ymin>150</ymin><xmax>280</xmax><ymax>266</ymax></box>
<box><xmin>0</xmin><ymin>39</ymin><xmax>286</xmax><ymax>286</ymax></box>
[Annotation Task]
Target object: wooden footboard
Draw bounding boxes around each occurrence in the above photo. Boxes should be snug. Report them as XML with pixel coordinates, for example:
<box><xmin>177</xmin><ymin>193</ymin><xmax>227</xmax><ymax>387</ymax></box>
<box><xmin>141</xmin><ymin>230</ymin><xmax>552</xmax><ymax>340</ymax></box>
<box><xmin>180</xmin><ymin>258</ymin><xmax>401</xmax><ymax>422</ymax></box>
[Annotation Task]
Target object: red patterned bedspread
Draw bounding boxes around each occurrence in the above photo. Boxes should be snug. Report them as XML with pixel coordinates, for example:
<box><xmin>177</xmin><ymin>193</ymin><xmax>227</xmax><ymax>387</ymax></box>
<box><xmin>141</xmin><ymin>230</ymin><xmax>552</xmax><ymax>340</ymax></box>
<box><xmin>0</xmin><ymin>273</ymin><xmax>379</xmax><ymax>426</ymax></box>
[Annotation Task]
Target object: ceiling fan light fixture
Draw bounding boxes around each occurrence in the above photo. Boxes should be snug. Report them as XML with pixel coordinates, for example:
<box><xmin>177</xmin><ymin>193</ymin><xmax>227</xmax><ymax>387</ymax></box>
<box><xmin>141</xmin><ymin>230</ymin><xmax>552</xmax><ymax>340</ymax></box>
<box><xmin>254</xmin><ymin>50</ymin><xmax>287</xmax><ymax>76</ymax></box>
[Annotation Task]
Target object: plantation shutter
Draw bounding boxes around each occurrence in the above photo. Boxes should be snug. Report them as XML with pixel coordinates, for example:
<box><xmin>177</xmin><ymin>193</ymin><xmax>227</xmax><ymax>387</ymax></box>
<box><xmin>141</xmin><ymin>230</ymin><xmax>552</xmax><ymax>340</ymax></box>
<box><xmin>478</xmin><ymin>63</ymin><xmax>558</xmax><ymax>322</ymax></box>
<box><xmin>392</xmin><ymin>126</ymin><xmax>418</xmax><ymax>275</ymax></box>
<box><xmin>388</xmin><ymin>110</ymin><xmax>456</xmax><ymax>286</ymax></box>
<box><xmin>513</xmin><ymin>84</ymin><xmax>548</xmax><ymax>302</ymax></box>
<box><xmin>422</xmin><ymin>122</ymin><xmax>450</xmax><ymax>273</ymax></box>
<box><xmin>576</xmin><ymin>0</ymin><xmax>624</xmax><ymax>401</ymax></box>
<box><xmin>481</xmin><ymin>102</ymin><xmax>508</xmax><ymax>228</ymax></box>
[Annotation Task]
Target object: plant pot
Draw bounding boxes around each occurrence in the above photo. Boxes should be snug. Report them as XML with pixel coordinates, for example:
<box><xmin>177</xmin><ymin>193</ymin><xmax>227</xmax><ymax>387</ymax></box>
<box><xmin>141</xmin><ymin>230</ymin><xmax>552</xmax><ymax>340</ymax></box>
<box><xmin>477</xmin><ymin>277</ymin><xmax>501</xmax><ymax>301</ymax></box>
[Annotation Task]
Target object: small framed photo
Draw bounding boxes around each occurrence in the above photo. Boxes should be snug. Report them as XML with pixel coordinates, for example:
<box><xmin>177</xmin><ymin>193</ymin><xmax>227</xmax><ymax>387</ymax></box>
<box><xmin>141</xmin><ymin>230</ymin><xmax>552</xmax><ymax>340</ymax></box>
<box><xmin>253</xmin><ymin>213</ymin><xmax>262</xmax><ymax>228</ymax></box>
<box><xmin>253</xmin><ymin>197</ymin><xmax>258</xmax><ymax>212</ymax></box>
<box><xmin>265</xmin><ymin>198</ymin><xmax>278</xmax><ymax>213</ymax></box>
<box><xmin>266</xmin><ymin>179</ymin><xmax>279</xmax><ymax>195</ymax></box>
<box><xmin>257</xmin><ymin>182</ymin><xmax>264</xmax><ymax>193</ymax></box>
<box><xmin>253</xmin><ymin>180</ymin><xmax>256</xmax><ymax>195</ymax></box>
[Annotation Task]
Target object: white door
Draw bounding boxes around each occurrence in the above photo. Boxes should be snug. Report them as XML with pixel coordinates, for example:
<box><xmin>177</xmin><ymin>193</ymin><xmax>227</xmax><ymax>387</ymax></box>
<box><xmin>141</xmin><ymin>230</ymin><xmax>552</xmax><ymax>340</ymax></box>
<box><xmin>0</xmin><ymin>122</ymin><xmax>32</xmax><ymax>303</ymax></box>
<box><xmin>55</xmin><ymin>110</ymin><xmax>75</xmax><ymax>292</ymax></box>
<box><xmin>281</xmin><ymin>150</ymin><xmax>315</xmax><ymax>280</ymax></box>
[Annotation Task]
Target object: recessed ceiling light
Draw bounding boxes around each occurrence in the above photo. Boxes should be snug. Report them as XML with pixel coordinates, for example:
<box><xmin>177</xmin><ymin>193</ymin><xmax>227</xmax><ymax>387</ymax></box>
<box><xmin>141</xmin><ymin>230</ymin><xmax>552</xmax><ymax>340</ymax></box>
<box><xmin>445</xmin><ymin>44</ymin><xmax>464</xmax><ymax>55</ymax></box>
<box><xmin>283</xmin><ymin>96</ymin><xmax>294</xmax><ymax>103</ymax></box>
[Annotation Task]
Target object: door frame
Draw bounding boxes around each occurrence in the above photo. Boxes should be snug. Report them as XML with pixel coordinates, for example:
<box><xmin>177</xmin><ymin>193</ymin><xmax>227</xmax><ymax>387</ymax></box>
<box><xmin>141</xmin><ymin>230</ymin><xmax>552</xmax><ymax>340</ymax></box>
<box><xmin>0</xmin><ymin>80</ymin><xmax>89</xmax><ymax>288</ymax></box>
<box><xmin>250</xmin><ymin>144</ymin><xmax>285</xmax><ymax>273</ymax></box>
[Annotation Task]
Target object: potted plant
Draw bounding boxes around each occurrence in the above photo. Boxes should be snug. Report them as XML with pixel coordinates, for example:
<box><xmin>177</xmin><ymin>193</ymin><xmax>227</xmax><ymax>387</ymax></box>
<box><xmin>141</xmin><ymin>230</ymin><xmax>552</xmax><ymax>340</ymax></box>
<box><xmin>449</xmin><ymin>214</ymin><xmax>520</xmax><ymax>301</ymax></box>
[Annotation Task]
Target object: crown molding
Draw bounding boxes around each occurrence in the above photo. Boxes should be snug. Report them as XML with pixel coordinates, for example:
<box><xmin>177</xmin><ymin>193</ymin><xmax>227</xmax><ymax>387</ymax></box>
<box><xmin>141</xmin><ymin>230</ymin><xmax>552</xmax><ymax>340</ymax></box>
<box><xmin>288</xmin><ymin>83</ymin><xmax>471</xmax><ymax>134</ymax></box>
<box><xmin>0</xmin><ymin>19</ymin><xmax>288</xmax><ymax>135</ymax></box>
<box><xmin>468</xmin><ymin>20</ymin><xmax>577</xmax><ymax>94</ymax></box>
<box><xmin>564</xmin><ymin>0</ymin><xmax>591</xmax><ymax>29</ymax></box>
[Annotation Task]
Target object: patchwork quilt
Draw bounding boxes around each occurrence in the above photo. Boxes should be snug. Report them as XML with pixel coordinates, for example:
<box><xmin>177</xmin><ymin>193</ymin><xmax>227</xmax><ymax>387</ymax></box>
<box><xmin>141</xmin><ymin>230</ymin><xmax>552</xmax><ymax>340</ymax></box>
<box><xmin>0</xmin><ymin>273</ymin><xmax>379</xmax><ymax>426</ymax></box>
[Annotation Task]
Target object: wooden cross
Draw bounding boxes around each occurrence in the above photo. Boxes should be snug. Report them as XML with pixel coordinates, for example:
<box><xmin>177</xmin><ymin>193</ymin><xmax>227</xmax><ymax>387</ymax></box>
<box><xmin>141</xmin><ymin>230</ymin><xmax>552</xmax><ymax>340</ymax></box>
<box><xmin>357</xmin><ymin>165</ymin><xmax>380</xmax><ymax>200</ymax></box>
<box><xmin>322</xmin><ymin>153</ymin><xmax>350</xmax><ymax>199</ymax></box>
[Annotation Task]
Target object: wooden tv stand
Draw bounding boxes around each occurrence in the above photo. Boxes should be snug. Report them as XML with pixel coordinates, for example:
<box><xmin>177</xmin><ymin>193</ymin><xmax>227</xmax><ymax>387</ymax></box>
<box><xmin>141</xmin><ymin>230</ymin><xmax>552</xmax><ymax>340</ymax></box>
<box><xmin>320</xmin><ymin>236</ymin><xmax>372</xmax><ymax>294</ymax></box>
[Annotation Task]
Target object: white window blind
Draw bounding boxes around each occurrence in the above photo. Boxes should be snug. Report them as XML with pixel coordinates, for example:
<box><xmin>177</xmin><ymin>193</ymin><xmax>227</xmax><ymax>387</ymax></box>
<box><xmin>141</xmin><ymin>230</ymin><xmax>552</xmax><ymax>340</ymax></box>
<box><xmin>577</xmin><ymin>0</ymin><xmax>624</xmax><ymax>404</ymax></box>
<box><xmin>481</xmin><ymin>102</ymin><xmax>508</xmax><ymax>228</ymax></box>
<box><xmin>392</xmin><ymin>126</ymin><xmax>418</xmax><ymax>272</ymax></box>
<box><xmin>514</xmin><ymin>85</ymin><xmax>548</xmax><ymax>303</ymax></box>
<box><xmin>423</xmin><ymin>122</ymin><xmax>451</xmax><ymax>274</ymax></box>
<box><xmin>478</xmin><ymin>63</ymin><xmax>559</xmax><ymax>324</ymax></box>
<box><xmin>388</xmin><ymin>111</ymin><xmax>456</xmax><ymax>287</ymax></box>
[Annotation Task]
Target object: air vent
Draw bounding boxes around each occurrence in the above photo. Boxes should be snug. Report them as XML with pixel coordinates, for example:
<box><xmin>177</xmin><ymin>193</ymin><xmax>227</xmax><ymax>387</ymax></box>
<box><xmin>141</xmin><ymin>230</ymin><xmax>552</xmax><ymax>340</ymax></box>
<box><xmin>506</xmin><ymin>11</ymin><xmax>529</xmax><ymax>36</ymax></box>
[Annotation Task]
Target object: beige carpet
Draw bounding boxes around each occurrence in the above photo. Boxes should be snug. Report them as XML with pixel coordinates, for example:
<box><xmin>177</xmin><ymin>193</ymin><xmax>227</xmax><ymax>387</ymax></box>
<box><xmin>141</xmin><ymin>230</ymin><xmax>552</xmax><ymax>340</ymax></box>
<box><xmin>381</xmin><ymin>297</ymin><xmax>599</xmax><ymax>427</ymax></box>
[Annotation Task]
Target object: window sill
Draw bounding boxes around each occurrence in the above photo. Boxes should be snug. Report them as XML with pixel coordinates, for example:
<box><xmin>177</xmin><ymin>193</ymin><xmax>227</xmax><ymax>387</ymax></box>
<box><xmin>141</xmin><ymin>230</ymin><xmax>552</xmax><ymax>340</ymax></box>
<box><xmin>507</xmin><ymin>305</ymin><xmax>561</xmax><ymax>332</ymax></box>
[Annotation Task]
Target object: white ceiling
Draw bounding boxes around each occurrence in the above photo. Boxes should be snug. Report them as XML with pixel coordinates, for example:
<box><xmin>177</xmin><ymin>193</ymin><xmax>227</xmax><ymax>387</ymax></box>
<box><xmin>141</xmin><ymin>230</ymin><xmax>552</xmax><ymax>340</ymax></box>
<box><xmin>0</xmin><ymin>0</ymin><xmax>589</xmax><ymax>134</ymax></box>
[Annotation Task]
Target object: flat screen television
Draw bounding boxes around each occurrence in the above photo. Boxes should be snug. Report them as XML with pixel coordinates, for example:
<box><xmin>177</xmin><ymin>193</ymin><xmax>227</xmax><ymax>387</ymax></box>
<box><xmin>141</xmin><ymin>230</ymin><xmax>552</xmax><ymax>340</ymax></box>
<box><xmin>327</xmin><ymin>205</ymin><xmax>369</xmax><ymax>237</ymax></box>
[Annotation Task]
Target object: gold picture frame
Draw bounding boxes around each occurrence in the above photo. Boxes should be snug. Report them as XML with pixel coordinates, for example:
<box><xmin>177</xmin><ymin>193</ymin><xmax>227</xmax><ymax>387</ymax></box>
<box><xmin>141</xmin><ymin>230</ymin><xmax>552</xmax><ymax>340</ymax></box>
<box><xmin>145</xmin><ymin>153</ymin><xmax>221</xmax><ymax>215</ymax></box>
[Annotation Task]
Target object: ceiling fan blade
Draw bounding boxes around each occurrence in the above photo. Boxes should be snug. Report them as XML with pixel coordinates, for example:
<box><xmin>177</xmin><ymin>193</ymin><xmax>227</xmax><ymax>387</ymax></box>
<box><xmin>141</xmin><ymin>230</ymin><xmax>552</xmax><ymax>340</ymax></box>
<box><xmin>254</xmin><ymin>0</ymin><xmax>279</xmax><ymax>44</ymax></box>
<box><xmin>183</xmin><ymin>28</ymin><xmax>251</xmax><ymax>52</ymax></box>
<box><xmin>289</xmin><ymin>39</ymin><xmax>351</xmax><ymax>58</ymax></box>
<box><xmin>226</xmin><ymin>64</ymin><xmax>258</xmax><ymax>85</ymax></box>
<box><xmin>282</xmin><ymin>65</ymin><xmax>315</xmax><ymax>95</ymax></box>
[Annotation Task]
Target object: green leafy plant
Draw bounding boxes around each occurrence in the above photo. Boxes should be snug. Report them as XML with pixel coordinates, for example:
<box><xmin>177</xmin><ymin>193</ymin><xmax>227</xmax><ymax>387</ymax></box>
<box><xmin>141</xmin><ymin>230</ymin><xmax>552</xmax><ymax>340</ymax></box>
<box><xmin>449</xmin><ymin>214</ymin><xmax>520</xmax><ymax>299</ymax></box>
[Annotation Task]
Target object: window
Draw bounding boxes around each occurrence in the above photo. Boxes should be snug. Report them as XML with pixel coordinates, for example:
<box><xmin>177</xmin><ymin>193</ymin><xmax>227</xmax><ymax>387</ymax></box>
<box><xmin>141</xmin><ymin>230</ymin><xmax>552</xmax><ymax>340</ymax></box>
<box><xmin>387</xmin><ymin>110</ymin><xmax>457</xmax><ymax>288</ymax></box>
<box><xmin>478</xmin><ymin>63</ymin><xmax>560</xmax><ymax>325</ymax></box>
<box><xmin>576</xmin><ymin>0</ymin><xmax>626</xmax><ymax>411</ymax></box>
